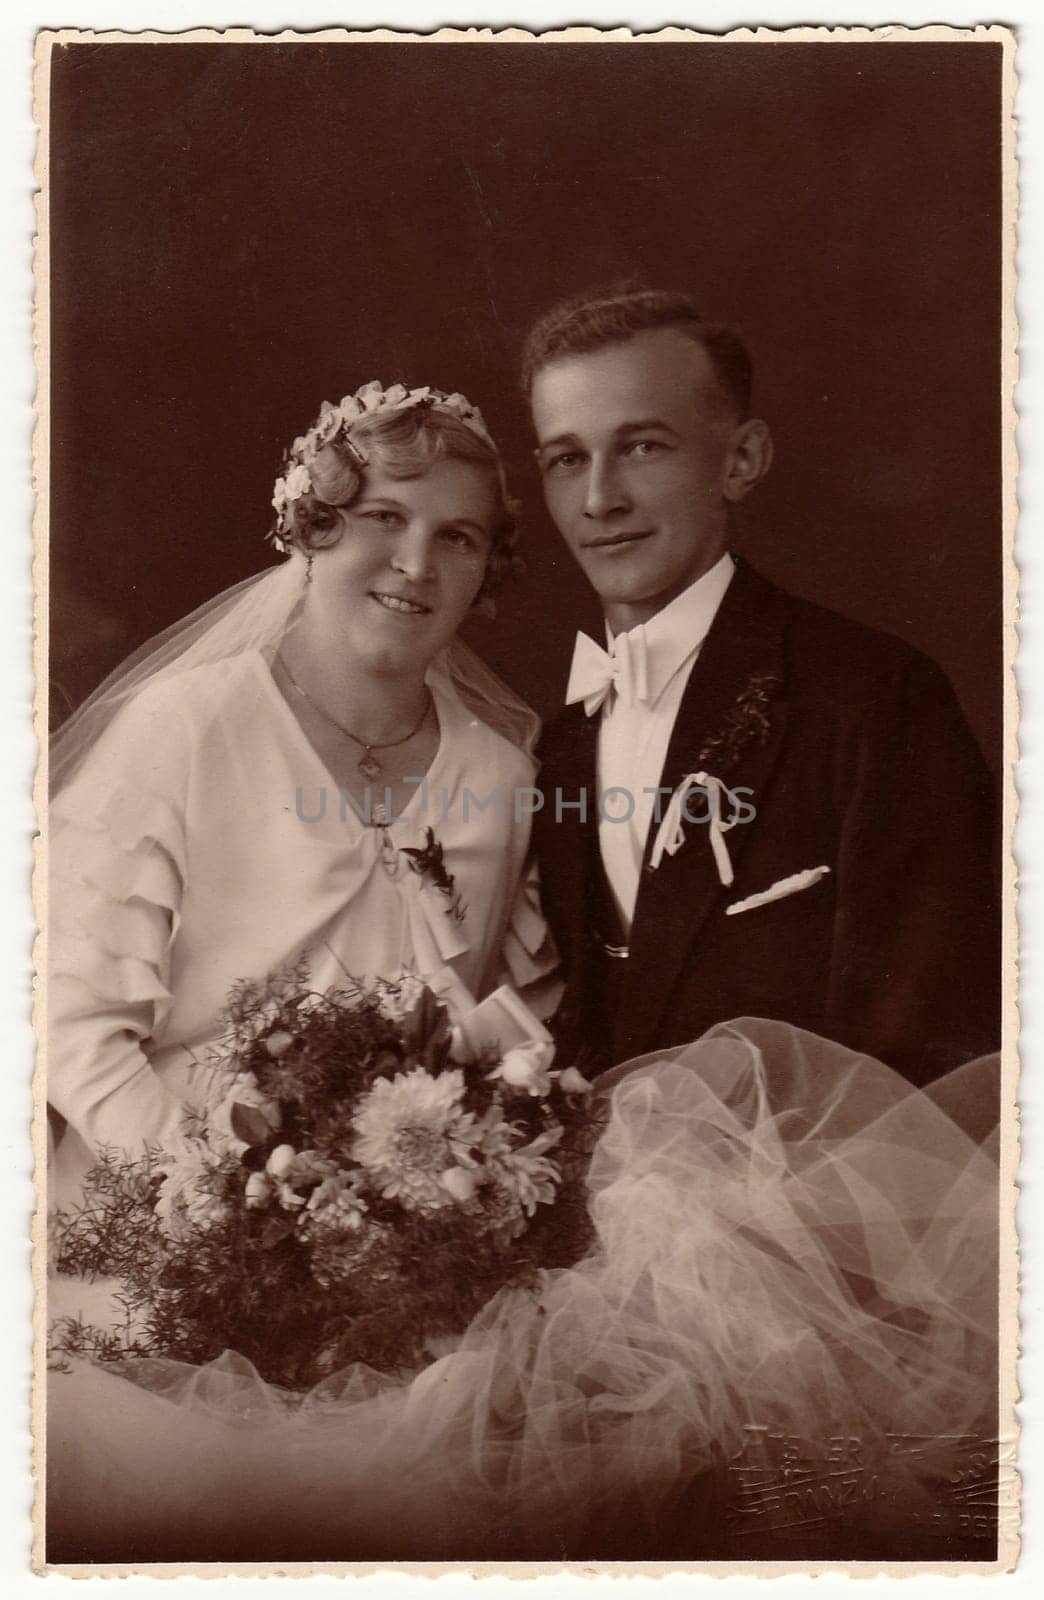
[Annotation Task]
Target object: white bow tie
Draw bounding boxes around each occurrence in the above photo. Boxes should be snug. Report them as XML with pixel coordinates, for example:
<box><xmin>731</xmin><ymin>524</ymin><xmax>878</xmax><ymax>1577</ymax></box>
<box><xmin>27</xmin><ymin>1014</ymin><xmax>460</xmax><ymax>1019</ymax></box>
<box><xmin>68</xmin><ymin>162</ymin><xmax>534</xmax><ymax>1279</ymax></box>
<box><xmin>565</xmin><ymin>628</ymin><xmax>650</xmax><ymax>717</ymax></box>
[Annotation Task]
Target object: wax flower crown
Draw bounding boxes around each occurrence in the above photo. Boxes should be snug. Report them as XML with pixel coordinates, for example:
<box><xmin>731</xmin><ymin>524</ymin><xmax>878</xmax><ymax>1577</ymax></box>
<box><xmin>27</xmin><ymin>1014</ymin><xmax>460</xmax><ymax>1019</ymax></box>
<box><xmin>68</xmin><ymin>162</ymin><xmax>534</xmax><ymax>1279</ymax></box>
<box><xmin>270</xmin><ymin>380</ymin><xmax>499</xmax><ymax>552</ymax></box>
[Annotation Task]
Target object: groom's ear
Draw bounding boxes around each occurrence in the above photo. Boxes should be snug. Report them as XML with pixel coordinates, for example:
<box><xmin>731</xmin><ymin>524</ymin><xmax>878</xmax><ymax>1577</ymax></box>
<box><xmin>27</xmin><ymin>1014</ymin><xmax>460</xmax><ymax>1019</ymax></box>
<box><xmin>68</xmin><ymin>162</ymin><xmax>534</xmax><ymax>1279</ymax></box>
<box><xmin>471</xmin><ymin>595</ymin><xmax>497</xmax><ymax>620</ymax></box>
<box><xmin>723</xmin><ymin>419</ymin><xmax>773</xmax><ymax>503</ymax></box>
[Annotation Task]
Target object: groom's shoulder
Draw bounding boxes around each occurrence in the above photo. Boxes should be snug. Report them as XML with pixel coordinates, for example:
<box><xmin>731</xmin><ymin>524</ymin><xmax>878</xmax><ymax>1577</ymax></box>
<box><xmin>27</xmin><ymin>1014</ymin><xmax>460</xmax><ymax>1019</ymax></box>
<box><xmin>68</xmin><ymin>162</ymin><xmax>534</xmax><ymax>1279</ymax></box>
<box><xmin>741</xmin><ymin>562</ymin><xmax>952</xmax><ymax>698</ymax></box>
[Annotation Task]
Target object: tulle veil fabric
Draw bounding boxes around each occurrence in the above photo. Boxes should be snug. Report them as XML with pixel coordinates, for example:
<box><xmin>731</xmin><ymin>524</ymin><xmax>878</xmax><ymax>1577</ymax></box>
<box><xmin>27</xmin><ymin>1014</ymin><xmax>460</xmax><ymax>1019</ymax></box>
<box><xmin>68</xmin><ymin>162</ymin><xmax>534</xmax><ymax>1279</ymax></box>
<box><xmin>49</xmin><ymin>555</ymin><xmax>540</xmax><ymax>793</ymax></box>
<box><xmin>47</xmin><ymin>1019</ymin><xmax>999</xmax><ymax>1565</ymax></box>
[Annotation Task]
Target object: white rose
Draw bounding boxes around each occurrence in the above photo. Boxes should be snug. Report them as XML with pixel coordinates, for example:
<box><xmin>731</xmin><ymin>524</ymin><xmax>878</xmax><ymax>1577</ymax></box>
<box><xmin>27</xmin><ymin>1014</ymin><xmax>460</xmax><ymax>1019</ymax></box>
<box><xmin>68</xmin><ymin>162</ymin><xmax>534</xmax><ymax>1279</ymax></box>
<box><xmin>264</xmin><ymin>1030</ymin><xmax>295</xmax><ymax>1059</ymax></box>
<box><xmin>264</xmin><ymin>1147</ymin><xmax>336</xmax><ymax>1212</ymax></box>
<box><xmin>440</xmin><ymin>1166</ymin><xmax>481</xmax><ymax>1204</ymax></box>
<box><xmin>208</xmin><ymin>1074</ymin><xmax>282</xmax><ymax>1153</ymax></box>
<box><xmin>245</xmin><ymin>1171</ymin><xmax>274</xmax><ymax>1209</ymax></box>
<box><xmin>266</xmin><ymin>1144</ymin><xmax>297</xmax><ymax>1181</ymax></box>
<box><xmin>493</xmin><ymin>1040</ymin><xmax>556</xmax><ymax>1097</ymax></box>
<box><xmin>557</xmin><ymin>1066</ymin><xmax>594</xmax><ymax>1096</ymax></box>
<box><xmin>382</xmin><ymin>382</ymin><xmax>408</xmax><ymax>407</ymax></box>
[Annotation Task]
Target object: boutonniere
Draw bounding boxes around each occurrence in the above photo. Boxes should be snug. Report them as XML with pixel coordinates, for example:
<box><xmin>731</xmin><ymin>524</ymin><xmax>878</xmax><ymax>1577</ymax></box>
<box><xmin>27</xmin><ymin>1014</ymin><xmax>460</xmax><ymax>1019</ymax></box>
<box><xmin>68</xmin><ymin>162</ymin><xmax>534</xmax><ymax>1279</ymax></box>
<box><xmin>400</xmin><ymin>827</ymin><xmax>466</xmax><ymax>922</ymax></box>
<box><xmin>697</xmin><ymin>670</ymin><xmax>782</xmax><ymax>772</ymax></box>
<box><xmin>647</xmin><ymin>675</ymin><xmax>782</xmax><ymax>887</ymax></box>
<box><xmin>649</xmin><ymin>771</ymin><xmax>746</xmax><ymax>887</ymax></box>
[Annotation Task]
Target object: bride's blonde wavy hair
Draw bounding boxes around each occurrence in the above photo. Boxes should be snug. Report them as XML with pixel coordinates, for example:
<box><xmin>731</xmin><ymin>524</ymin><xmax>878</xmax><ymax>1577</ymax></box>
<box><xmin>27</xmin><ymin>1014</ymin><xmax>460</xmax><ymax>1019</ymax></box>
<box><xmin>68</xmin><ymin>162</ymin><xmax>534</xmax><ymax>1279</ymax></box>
<box><xmin>281</xmin><ymin>407</ymin><xmax>522</xmax><ymax>601</ymax></box>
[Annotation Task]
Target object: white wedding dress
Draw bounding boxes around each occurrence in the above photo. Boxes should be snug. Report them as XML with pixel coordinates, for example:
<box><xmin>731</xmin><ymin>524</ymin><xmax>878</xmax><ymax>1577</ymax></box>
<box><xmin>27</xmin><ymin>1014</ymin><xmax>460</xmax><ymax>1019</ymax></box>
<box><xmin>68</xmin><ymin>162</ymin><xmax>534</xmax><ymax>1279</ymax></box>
<box><xmin>48</xmin><ymin>651</ymin><xmax>554</xmax><ymax>1198</ymax></box>
<box><xmin>46</xmin><ymin>651</ymin><xmax>1000</xmax><ymax>1565</ymax></box>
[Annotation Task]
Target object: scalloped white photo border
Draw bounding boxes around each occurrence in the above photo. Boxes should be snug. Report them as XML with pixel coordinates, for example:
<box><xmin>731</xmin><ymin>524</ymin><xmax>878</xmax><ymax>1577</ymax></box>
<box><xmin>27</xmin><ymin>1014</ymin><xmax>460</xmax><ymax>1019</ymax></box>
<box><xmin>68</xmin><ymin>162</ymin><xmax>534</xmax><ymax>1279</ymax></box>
<box><xmin>5</xmin><ymin>8</ymin><xmax>1034</xmax><ymax>1595</ymax></box>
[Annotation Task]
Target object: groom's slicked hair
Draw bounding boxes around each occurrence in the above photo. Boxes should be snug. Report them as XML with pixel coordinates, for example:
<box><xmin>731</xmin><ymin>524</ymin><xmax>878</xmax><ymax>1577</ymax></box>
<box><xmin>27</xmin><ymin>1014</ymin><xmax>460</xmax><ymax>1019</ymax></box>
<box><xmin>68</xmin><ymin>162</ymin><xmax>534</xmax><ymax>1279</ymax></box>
<box><xmin>521</xmin><ymin>283</ymin><xmax>753</xmax><ymax>421</ymax></box>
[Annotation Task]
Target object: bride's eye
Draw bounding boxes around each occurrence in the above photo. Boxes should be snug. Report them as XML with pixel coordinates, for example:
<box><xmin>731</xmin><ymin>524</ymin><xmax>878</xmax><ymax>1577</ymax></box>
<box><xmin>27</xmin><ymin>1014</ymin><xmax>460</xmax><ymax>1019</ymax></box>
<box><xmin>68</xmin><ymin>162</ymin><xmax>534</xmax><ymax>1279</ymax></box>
<box><xmin>361</xmin><ymin>508</ymin><xmax>403</xmax><ymax>529</ymax></box>
<box><xmin>440</xmin><ymin>527</ymin><xmax>480</xmax><ymax>552</ymax></box>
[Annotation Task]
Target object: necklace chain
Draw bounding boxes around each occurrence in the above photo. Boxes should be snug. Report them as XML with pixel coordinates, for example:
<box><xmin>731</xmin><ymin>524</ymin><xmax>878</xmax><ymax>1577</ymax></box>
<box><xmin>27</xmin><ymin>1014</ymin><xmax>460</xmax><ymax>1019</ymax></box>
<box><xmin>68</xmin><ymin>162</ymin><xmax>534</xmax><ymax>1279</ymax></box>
<box><xmin>277</xmin><ymin>654</ymin><xmax>431</xmax><ymax>781</ymax></box>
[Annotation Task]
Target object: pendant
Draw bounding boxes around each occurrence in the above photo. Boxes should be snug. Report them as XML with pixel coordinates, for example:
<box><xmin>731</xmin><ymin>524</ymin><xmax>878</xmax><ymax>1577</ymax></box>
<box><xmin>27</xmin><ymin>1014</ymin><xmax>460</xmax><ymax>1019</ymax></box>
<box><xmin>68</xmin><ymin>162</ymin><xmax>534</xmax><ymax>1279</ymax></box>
<box><xmin>357</xmin><ymin>750</ymin><xmax>382</xmax><ymax>782</ymax></box>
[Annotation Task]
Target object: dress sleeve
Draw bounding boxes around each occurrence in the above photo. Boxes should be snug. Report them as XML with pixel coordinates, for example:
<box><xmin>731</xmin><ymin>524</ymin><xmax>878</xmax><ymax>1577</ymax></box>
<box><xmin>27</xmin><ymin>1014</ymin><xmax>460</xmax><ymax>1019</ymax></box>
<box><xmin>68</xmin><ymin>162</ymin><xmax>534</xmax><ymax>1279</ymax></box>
<box><xmin>496</xmin><ymin>856</ymin><xmax>562</xmax><ymax>1021</ymax></box>
<box><xmin>48</xmin><ymin>686</ymin><xmax>193</xmax><ymax>1157</ymax></box>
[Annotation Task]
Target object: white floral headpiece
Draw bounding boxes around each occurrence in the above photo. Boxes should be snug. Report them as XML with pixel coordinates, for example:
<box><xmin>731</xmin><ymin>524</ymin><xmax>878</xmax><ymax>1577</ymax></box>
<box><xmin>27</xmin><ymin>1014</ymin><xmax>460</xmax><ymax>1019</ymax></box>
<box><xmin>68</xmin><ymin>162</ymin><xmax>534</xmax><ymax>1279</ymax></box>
<box><xmin>270</xmin><ymin>379</ymin><xmax>499</xmax><ymax>551</ymax></box>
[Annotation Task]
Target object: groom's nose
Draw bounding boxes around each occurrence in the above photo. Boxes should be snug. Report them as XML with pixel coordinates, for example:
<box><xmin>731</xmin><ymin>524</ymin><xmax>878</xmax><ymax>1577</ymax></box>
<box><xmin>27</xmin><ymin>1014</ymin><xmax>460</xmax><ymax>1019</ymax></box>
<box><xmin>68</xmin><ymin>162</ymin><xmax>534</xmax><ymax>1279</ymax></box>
<box><xmin>582</xmin><ymin>455</ymin><xmax>630</xmax><ymax>520</ymax></box>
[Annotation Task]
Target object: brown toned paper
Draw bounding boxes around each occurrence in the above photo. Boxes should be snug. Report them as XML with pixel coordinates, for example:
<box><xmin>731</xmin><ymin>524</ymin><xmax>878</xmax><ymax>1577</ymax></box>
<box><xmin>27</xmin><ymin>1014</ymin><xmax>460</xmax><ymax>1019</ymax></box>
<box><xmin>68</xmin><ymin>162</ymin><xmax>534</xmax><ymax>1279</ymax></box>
<box><xmin>32</xmin><ymin>23</ymin><xmax>1019</xmax><ymax>1579</ymax></box>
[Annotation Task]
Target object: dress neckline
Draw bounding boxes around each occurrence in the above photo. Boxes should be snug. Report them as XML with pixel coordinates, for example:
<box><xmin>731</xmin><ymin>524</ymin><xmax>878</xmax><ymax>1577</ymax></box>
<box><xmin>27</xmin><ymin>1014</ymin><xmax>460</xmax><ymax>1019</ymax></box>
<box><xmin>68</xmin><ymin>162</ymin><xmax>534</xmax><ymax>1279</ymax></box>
<box><xmin>251</xmin><ymin>651</ymin><xmax>450</xmax><ymax>835</ymax></box>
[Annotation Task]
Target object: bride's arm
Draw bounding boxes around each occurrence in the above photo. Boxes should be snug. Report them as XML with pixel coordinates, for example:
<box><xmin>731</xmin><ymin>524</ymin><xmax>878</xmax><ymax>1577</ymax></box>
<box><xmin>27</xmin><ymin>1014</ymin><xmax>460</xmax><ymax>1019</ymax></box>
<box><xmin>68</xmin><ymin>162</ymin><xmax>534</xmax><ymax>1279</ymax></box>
<box><xmin>486</xmin><ymin>749</ymin><xmax>561</xmax><ymax>1019</ymax></box>
<box><xmin>48</xmin><ymin>981</ymin><xmax>188</xmax><ymax>1156</ymax></box>
<box><xmin>48</xmin><ymin>686</ymin><xmax>193</xmax><ymax>1157</ymax></box>
<box><xmin>497</xmin><ymin>854</ymin><xmax>562</xmax><ymax>1022</ymax></box>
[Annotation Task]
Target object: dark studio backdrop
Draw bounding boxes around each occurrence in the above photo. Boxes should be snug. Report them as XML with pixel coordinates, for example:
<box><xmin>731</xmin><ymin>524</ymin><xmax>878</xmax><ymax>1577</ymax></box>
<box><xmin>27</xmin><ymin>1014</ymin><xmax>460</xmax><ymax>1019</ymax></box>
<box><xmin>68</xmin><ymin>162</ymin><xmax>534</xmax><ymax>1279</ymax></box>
<box><xmin>48</xmin><ymin>38</ymin><xmax>1004</xmax><ymax>773</ymax></box>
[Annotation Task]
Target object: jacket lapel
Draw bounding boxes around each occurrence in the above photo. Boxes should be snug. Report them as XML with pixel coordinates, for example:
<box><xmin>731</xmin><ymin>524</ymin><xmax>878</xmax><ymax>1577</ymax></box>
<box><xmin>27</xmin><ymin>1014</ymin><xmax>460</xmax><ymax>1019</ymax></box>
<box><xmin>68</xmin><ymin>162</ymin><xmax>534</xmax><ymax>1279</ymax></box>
<box><xmin>616</xmin><ymin>562</ymin><xmax>791</xmax><ymax>1057</ymax></box>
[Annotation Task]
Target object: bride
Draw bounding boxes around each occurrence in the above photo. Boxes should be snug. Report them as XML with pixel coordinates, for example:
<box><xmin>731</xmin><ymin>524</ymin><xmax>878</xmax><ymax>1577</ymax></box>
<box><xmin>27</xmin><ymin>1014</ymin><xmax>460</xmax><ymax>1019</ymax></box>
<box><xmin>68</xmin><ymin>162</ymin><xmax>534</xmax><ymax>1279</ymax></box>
<box><xmin>45</xmin><ymin>381</ymin><xmax>1000</xmax><ymax>1566</ymax></box>
<box><xmin>48</xmin><ymin>380</ymin><xmax>556</xmax><ymax>1199</ymax></box>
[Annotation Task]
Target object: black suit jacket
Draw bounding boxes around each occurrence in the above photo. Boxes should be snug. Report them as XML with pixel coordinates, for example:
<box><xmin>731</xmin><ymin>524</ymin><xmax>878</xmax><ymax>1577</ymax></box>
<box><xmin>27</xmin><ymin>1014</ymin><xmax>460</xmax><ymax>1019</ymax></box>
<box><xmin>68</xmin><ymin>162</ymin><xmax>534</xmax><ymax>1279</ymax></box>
<box><xmin>534</xmin><ymin>560</ymin><xmax>1000</xmax><ymax>1086</ymax></box>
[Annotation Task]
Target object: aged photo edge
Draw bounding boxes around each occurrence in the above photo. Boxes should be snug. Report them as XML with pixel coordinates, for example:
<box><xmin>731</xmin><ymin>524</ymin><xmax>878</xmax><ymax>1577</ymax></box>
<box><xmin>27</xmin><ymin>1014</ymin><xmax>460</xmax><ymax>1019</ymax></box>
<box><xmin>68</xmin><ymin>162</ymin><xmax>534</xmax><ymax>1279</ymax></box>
<box><xmin>28</xmin><ymin>18</ymin><xmax>1020</xmax><ymax>1582</ymax></box>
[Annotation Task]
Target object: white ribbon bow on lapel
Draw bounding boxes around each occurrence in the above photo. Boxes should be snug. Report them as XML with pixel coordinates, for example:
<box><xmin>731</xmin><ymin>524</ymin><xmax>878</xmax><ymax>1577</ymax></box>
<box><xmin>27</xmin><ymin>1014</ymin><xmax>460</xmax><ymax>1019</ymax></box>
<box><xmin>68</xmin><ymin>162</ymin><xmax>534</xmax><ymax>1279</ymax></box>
<box><xmin>649</xmin><ymin>771</ymin><xmax>738</xmax><ymax>886</ymax></box>
<box><xmin>565</xmin><ymin>628</ymin><xmax>650</xmax><ymax>716</ymax></box>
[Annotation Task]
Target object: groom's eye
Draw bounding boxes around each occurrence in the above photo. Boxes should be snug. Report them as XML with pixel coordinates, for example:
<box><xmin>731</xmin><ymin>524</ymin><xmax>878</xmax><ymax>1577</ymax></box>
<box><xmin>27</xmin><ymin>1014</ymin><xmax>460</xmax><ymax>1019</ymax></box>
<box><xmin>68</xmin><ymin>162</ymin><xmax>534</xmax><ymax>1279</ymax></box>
<box><xmin>625</xmin><ymin>439</ymin><xmax>667</xmax><ymax>459</ymax></box>
<box><xmin>543</xmin><ymin>450</ymin><xmax>585</xmax><ymax>474</ymax></box>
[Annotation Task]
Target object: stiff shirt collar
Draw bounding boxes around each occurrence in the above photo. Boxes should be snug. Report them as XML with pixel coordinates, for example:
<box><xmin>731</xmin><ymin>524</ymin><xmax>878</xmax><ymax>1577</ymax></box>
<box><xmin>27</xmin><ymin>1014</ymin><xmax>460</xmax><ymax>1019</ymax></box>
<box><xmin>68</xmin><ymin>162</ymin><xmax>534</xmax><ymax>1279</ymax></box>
<box><xmin>603</xmin><ymin>551</ymin><xmax>735</xmax><ymax>707</ymax></box>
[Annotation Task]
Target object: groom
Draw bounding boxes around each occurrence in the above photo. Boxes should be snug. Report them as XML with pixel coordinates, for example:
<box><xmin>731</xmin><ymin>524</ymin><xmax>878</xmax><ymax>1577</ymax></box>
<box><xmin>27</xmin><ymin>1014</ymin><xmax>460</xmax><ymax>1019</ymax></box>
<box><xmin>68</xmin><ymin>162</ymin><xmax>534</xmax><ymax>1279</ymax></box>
<box><xmin>526</xmin><ymin>286</ymin><xmax>1000</xmax><ymax>1085</ymax></box>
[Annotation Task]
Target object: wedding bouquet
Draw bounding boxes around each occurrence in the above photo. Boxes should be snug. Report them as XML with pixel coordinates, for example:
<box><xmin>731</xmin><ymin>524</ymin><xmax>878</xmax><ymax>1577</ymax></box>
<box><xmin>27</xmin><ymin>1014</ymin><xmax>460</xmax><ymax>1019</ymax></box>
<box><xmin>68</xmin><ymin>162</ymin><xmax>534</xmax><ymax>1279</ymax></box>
<box><xmin>52</xmin><ymin>965</ymin><xmax>599</xmax><ymax>1391</ymax></box>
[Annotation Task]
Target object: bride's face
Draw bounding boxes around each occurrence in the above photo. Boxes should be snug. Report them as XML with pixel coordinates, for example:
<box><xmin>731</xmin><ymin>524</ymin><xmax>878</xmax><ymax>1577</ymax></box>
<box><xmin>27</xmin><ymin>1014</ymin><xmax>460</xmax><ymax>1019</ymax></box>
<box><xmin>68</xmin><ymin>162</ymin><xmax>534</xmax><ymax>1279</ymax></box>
<box><xmin>309</xmin><ymin>458</ymin><xmax>496</xmax><ymax>673</ymax></box>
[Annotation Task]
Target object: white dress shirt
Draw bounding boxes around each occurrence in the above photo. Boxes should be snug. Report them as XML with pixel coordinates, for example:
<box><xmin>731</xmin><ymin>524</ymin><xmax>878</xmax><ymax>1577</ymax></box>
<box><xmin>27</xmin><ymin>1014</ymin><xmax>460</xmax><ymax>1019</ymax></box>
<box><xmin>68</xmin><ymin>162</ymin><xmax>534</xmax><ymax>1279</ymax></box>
<box><xmin>592</xmin><ymin>553</ymin><xmax>735</xmax><ymax>936</ymax></box>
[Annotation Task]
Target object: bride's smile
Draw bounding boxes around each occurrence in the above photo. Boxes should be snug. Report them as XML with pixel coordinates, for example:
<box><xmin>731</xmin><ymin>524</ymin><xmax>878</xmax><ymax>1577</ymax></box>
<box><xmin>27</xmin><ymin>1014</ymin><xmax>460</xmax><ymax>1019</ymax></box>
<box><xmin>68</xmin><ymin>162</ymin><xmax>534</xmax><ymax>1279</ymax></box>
<box><xmin>370</xmin><ymin>591</ymin><xmax>432</xmax><ymax>615</ymax></box>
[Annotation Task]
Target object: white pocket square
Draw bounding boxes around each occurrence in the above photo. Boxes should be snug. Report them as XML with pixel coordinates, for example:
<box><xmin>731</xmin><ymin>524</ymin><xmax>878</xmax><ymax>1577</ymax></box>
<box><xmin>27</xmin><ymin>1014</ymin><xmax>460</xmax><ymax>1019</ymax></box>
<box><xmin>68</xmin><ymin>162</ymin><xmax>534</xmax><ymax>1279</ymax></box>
<box><xmin>725</xmin><ymin>866</ymin><xmax>831</xmax><ymax>917</ymax></box>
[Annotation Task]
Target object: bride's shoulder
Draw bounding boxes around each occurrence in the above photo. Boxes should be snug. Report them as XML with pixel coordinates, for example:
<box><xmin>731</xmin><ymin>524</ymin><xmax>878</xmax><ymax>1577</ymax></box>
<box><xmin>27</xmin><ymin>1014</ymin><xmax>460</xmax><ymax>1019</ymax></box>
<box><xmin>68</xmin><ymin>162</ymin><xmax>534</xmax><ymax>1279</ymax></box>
<box><xmin>89</xmin><ymin>656</ymin><xmax>268</xmax><ymax>773</ymax></box>
<box><xmin>54</xmin><ymin>656</ymin><xmax>273</xmax><ymax>816</ymax></box>
<box><xmin>446</xmin><ymin>700</ymin><xmax>538</xmax><ymax>787</ymax></box>
<box><xmin>122</xmin><ymin>653</ymin><xmax>264</xmax><ymax>722</ymax></box>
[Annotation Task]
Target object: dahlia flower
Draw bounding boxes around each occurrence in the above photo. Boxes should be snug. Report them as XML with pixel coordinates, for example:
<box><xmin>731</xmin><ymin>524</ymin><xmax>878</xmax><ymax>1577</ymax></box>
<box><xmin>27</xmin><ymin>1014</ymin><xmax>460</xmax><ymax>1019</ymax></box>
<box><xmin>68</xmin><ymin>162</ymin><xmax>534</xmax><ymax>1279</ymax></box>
<box><xmin>351</xmin><ymin>1067</ymin><xmax>478</xmax><ymax>1212</ymax></box>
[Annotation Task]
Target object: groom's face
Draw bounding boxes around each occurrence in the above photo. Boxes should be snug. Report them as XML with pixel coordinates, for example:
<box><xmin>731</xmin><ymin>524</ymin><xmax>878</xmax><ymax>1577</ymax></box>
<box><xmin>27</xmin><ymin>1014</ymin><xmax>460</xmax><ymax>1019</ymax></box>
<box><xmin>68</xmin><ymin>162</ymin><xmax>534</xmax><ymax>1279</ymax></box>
<box><xmin>531</xmin><ymin>328</ymin><xmax>744</xmax><ymax>630</ymax></box>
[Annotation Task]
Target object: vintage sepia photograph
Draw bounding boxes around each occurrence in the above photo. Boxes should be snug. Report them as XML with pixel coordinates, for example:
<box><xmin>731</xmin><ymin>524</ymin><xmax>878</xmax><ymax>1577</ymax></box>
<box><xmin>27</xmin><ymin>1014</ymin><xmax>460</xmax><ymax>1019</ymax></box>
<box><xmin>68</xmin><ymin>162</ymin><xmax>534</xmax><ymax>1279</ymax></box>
<box><xmin>35</xmin><ymin>26</ymin><xmax>1015</xmax><ymax>1573</ymax></box>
